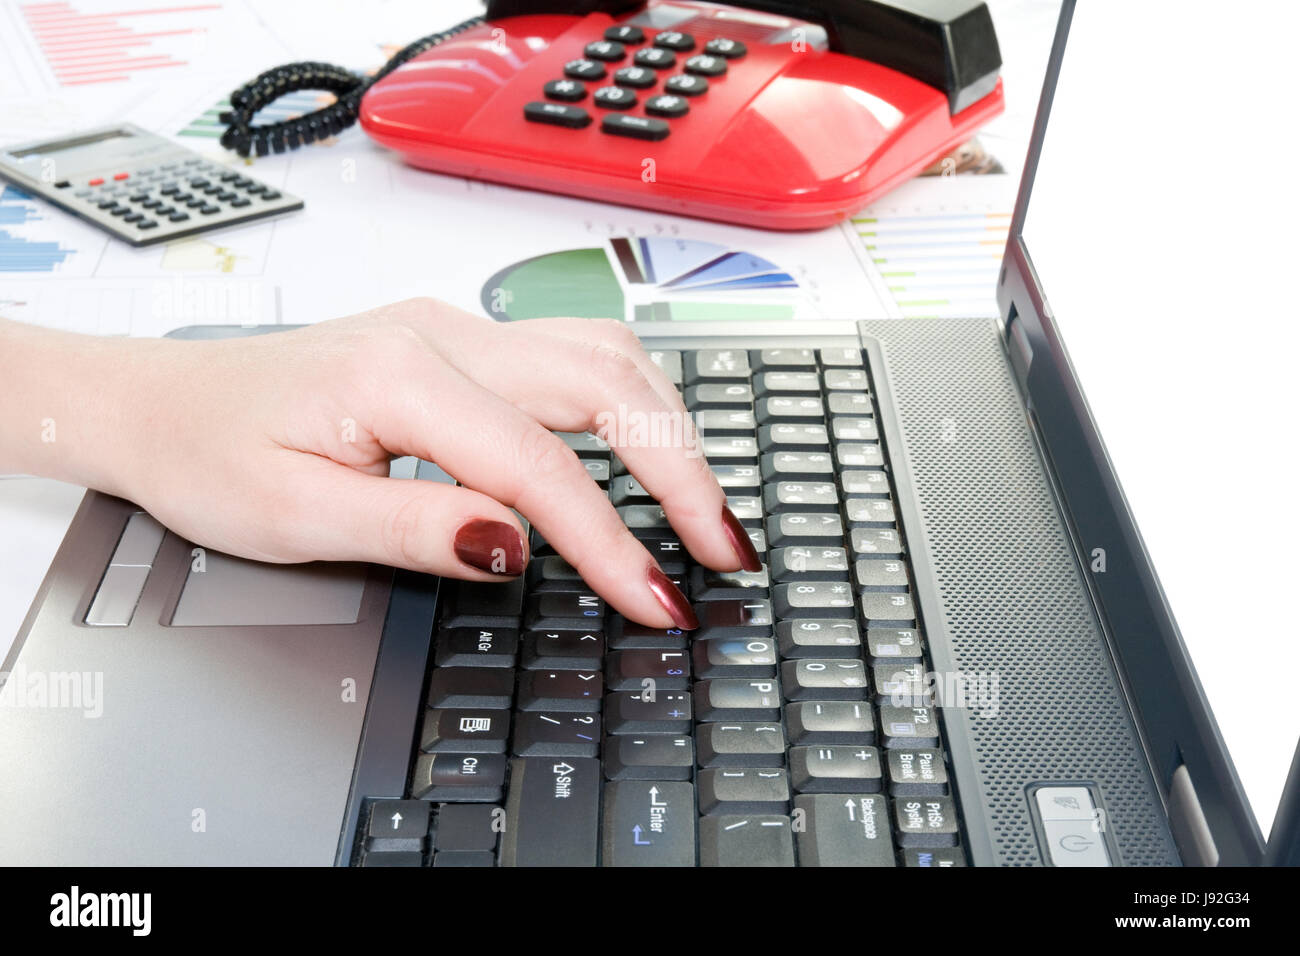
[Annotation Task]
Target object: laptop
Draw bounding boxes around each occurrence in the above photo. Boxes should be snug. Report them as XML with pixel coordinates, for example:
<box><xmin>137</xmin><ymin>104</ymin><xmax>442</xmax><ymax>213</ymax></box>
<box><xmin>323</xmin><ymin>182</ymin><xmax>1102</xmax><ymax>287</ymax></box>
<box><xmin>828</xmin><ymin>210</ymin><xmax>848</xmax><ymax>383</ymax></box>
<box><xmin>2</xmin><ymin>0</ymin><xmax>1296</xmax><ymax>866</ymax></box>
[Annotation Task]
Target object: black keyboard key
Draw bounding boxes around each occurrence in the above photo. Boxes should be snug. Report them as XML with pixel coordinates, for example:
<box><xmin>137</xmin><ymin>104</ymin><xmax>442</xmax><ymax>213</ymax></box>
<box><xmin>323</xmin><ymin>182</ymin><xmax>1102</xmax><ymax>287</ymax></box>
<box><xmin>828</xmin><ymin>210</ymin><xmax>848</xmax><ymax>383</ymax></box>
<box><xmin>760</xmin><ymin>422</ymin><xmax>830</xmax><ymax>452</ymax></box>
<box><xmin>850</xmin><ymin>527</ymin><xmax>904</xmax><ymax>557</ymax></box>
<box><xmin>888</xmin><ymin>749</ymin><xmax>949</xmax><ymax>796</ymax></box>
<box><xmin>776</xmin><ymin>618</ymin><xmax>861</xmax><ymax>659</ymax></box>
<box><xmin>832</xmin><ymin>417</ymin><xmax>878</xmax><ymax>441</ymax></box>
<box><xmin>820</xmin><ymin>347</ymin><xmax>865</xmax><ymax>367</ymax></box>
<box><xmin>602</xmin><ymin>781</ymin><xmax>696</xmax><ymax>866</ymax></box>
<box><xmin>767</xmin><ymin>512</ymin><xmax>844</xmax><ymax>548</ymax></box>
<box><xmin>605</xmin><ymin>690</ymin><xmax>693</xmax><ymax>734</ymax></box>
<box><xmin>603</xmin><ymin>734</ymin><xmax>694</xmax><ymax>780</ymax></box>
<box><xmin>828</xmin><ymin>392</ymin><xmax>873</xmax><ymax>416</ymax></box>
<box><xmin>841</xmin><ymin>469</ymin><xmax>891</xmax><ymax>496</ymax></box>
<box><xmin>434</xmin><ymin>626</ymin><xmax>519</xmax><ymax>667</ymax></box>
<box><xmin>878</xmin><ymin>705</ymin><xmax>941</xmax><ymax>748</ymax></box>
<box><xmin>765</xmin><ymin>481</ymin><xmax>838</xmax><ymax>512</ymax></box>
<box><xmin>694</xmin><ymin>678</ymin><xmax>781</xmax><ymax>721</ymax></box>
<box><xmin>894</xmin><ymin>796</ymin><xmax>960</xmax><ymax>847</ymax></box>
<box><xmin>526</xmin><ymin>555</ymin><xmax>584</xmax><ymax>591</ymax></box>
<box><xmin>866</xmin><ymin>627</ymin><xmax>923</xmax><ymax>662</ymax></box>
<box><xmin>861</xmin><ymin>591</ymin><xmax>917</xmax><ymax>627</ymax></box>
<box><xmin>685</xmin><ymin>349</ymin><xmax>750</xmax><ymax>383</ymax></box>
<box><xmin>874</xmin><ymin>661</ymin><xmax>931</xmax><ymax>706</ymax></box>
<box><xmin>855</xmin><ymin>558</ymin><xmax>909</xmax><ymax>591</ymax></box>
<box><xmin>445</xmin><ymin>577</ymin><xmax>526</xmax><ymax>626</ymax></box>
<box><xmin>700</xmin><ymin>815</ymin><xmax>793</xmax><ymax>866</ymax></box>
<box><xmin>363</xmin><ymin>850</ymin><xmax>423</xmax><ymax>867</ymax></box>
<box><xmin>754</xmin><ymin>347</ymin><xmax>815</xmax><ymax>371</ymax></box>
<box><xmin>793</xmin><ymin>794</ymin><xmax>895</xmax><ymax>866</ymax></box>
<box><xmin>689</xmin><ymin>566</ymin><xmax>770</xmax><ymax>601</ymax></box>
<box><xmin>499</xmin><ymin>757</ymin><xmax>600</xmax><ymax>866</ymax></box>
<box><xmin>785</xmin><ymin>700</ymin><xmax>875</xmax><ymax>745</ymax></box>
<box><xmin>686</xmin><ymin>382</ymin><xmax>754</xmax><ymax>408</ymax></box>
<box><xmin>756</xmin><ymin>371</ymin><xmax>820</xmax><ymax>396</ymax></box>
<box><xmin>846</xmin><ymin>498</ymin><xmax>896</xmax><ymax>529</ymax></box>
<box><xmin>696</xmin><ymin>721</ymin><xmax>785</xmax><ymax>767</ymax></box>
<box><xmin>698</xmin><ymin>768</ymin><xmax>789</xmax><ymax>814</ymax></box>
<box><xmin>781</xmin><ymin>659</ymin><xmax>868</xmax><ymax>700</ymax></box>
<box><xmin>710</xmin><ymin>463</ymin><xmax>762</xmax><ymax>491</ymax></box>
<box><xmin>367</xmin><ymin>800</ymin><xmax>430</xmax><ymax>851</ymax></box>
<box><xmin>758</xmin><ymin>395</ymin><xmax>825</xmax><ymax>423</ymax></box>
<box><xmin>607</xmin><ymin>615</ymin><xmax>689</xmax><ymax>649</ymax></box>
<box><xmin>601</xmin><ymin>113</ymin><xmax>670</xmax><ymax>140</ymax></box>
<box><xmin>433</xmin><ymin>803</ymin><xmax>500</xmax><ymax>852</ymax></box>
<box><xmin>618</xmin><ymin>503</ymin><xmax>673</xmax><ymax>531</ymax></box>
<box><xmin>426</xmin><ymin>668</ymin><xmax>515</xmax><ymax>709</ymax></box>
<box><xmin>903</xmin><ymin>847</ymin><xmax>966</xmax><ymax>866</ymax></box>
<box><xmin>525</xmin><ymin>591</ymin><xmax>605</xmax><ymax>627</ymax></box>
<box><xmin>691</xmin><ymin>635</ymin><xmax>777</xmax><ymax>679</ymax></box>
<box><xmin>420</xmin><ymin>708</ymin><xmax>509</xmax><ymax>753</ymax></box>
<box><xmin>825</xmin><ymin>368</ymin><xmax>870</xmax><ymax>391</ymax></box>
<box><xmin>836</xmin><ymin>442</ymin><xmax>884</xmax><ymax>469</ymax></box>
<box><xmin>524</xmin><ymin>100</ymin><xmax>593</xmax><ymax>128</ymax></box>
<box><xmin>789</xmin><ymin>745</ymin><xmax>882</xmax><ymax>793</ymax></box>
<box><xmin>772</xmin><ymin>581</ymin><xmax>855</xmax><ymax>619</ymax></box>
<box><xmin>516</xmin><ymin>669</ymin><xmax>603</xmax><ymax>712</ymax></box>
<box><xmin>695</xmin><ymin>599</ymin><xmax>774</xmax><ymax>638</ymax></box>
<box><xmin>411</xmin><ymin>753</ymin><xmax>506</xmax><ymax>802</ymax></box>
<box><xmin>520</xmin><ymin>628</ymin><xmax>605</xmax><ymax>669</ymax></box>
<box><xmin>605</xmin><ymin>648</ymin><xmax>690</xmax><ymax>691</ymax></box>
<box><xmin>770</xmin><ymin>546</ymin><xmax>849</xmax><ymax>583</ymax></box>
<box><xmin>696</xmin><ymin>407</ymin><xmax>757</xmax><ymax>435</ymax></box>
<box><xmin>762</xmin><ymin>451</ymin><xmax>834</xmax><ymax>481</ymax></box>
<box><xmin>511</xmin><ymin>711</ymin><xmax>601</xmax><ymax>757</ymax></box>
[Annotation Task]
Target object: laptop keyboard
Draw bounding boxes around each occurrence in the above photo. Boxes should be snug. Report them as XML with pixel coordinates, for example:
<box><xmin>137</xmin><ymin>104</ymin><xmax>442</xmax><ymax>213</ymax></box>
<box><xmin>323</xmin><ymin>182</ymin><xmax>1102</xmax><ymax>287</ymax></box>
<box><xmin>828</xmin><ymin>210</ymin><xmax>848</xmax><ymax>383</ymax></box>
<box><xmin>357</xmin><ymin>346</ymin><xmax>967</xmax><ymax>867</ymax></box>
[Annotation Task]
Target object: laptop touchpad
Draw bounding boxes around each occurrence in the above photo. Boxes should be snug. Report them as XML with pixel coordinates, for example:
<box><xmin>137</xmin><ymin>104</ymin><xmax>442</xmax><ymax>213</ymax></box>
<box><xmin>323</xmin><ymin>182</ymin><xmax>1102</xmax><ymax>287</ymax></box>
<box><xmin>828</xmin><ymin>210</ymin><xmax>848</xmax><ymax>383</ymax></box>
<box><xmin>170</xmin><ymin>551</ymin><xmax>367</xmax><ymax>626</ymax></box>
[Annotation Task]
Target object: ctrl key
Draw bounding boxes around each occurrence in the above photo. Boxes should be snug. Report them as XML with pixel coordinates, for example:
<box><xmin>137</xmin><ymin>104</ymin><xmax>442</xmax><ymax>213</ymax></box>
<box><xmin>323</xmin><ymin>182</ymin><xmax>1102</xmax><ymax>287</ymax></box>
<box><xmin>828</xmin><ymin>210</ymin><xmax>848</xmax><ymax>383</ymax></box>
<box><xmin>410</xmin><ymin>752</ymin><xmax>506</xmax><ymax>802</ymax></box>
<box><xmin>524</xmin><ymin>100</ymin><xmax>592</xmax><ymax>129</ymax></box>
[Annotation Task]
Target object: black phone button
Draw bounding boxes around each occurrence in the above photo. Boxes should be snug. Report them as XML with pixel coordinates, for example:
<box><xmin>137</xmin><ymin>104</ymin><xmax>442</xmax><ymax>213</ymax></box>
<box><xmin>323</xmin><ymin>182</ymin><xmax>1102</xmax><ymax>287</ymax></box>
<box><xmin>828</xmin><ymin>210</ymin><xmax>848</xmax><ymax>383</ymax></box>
<box><xmin>563</xmin><ymin>58</ymin><xmax>606</xmax><ymax>80</ymax></box>
<box><xmin>524</xmin><ymin>101</ymin><xmax>594</xmax><ymax>129</ymax></box>
<box><xmin>605</xmin><ymin>25</ymin><xmax>644</xmax><ymax>44</ymax></box>
<box><xmin>593</xmin><ymin>86</ymin><xmax>638</xmax><ymax>110</ymax></box>
<box><xmin>634</xmin><ymin>47</ymin><xmax>676</xmax><ymax>69</ymax></box>
<box><xmin>645</xmin><ymin>94</ymin><xmax>689</xmax><ymax>118</ymax></box>
<box><xmin>684</xmin><ymin>54</ymin><xmax>727</xmax><ymax>77</ymax></box>
<box><xmin>545</xmin><ymin>78</ymin><xmax>587</xmax><ymax>101</ymax></box>
<box><xmin>654</xmin><ymin>31</ymin><xmax>695</xmax><ymax>51</ymax></box>
<box><xmin>665</xmin><ymin>74</ymin><xmax>709</xmax><ymax>96</ymax></box>
<box><xmin>613</xmin><ymin>66</ymin><xmax>656</xmax><ymax>89</ymax></box>
<box><xmin>601</xmin><ymin>114</ymin><xmax>670</xmax><ymax>141</ymax></box>
<box><xmin>705</xmin><ymin>38</ymin><xmax>747</xmax><ymax>59</ymax></box>
<box><xmin>585</xmin><ymin>40</ymin><xmax>625</xmax><ymax>61</ymax></box>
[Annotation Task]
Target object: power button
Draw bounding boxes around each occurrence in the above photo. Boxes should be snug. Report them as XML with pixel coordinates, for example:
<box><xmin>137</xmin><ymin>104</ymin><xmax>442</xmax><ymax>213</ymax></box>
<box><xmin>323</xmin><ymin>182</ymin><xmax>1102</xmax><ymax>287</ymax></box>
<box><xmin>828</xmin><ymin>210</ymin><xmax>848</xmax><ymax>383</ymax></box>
<box><xmin>1032</xmin><ymin>786</ymin><xmax>1112</xmax><ymax>867</ymax></box>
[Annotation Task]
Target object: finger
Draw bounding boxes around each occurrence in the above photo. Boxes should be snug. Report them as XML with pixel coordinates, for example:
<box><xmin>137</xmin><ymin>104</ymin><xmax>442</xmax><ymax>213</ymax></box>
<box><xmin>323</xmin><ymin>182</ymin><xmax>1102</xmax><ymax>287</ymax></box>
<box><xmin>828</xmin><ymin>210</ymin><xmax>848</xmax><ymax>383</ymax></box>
<box><xmin>366</xmin><ymin>352</ymin><xmax>698</xmax><ymax>630</ymax></box>
<box><xmin>275</xmin><ymin>453</ymin><xmax>530</xmax><ymax>580</ymax></box>
<box><xmin>404</xmin><ymin>308</ymin><xmax>757</xmax><ymax>573</ymax></box>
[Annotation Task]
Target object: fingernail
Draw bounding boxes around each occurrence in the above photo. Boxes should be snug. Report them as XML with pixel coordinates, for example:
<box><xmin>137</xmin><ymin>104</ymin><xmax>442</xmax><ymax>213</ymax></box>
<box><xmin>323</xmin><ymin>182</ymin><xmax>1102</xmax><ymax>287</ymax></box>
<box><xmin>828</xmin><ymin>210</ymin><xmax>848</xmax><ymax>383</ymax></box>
<box><xmin>721</xmin><ymin>504</ymin><xmax>763</xmax><ymax>572</ymax></box>
<box><xmin>454</xmin><ymin>519</ymin><xmax>525</xmax><ymax>575</ymax></box>
<box><xmin>647</xmin><ymin>564</ymin><xmax>699</xmax><ymax>630</ymax></box>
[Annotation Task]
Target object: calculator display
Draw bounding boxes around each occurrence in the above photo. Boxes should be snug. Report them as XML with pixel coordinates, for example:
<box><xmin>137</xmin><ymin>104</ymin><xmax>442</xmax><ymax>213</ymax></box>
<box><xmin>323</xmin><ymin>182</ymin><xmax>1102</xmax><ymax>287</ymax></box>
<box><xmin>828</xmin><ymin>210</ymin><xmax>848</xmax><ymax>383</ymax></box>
<box><xmin>10</xmin><ymin>128</ymin><xmax>134</xmax><ymax>160</ymax></box>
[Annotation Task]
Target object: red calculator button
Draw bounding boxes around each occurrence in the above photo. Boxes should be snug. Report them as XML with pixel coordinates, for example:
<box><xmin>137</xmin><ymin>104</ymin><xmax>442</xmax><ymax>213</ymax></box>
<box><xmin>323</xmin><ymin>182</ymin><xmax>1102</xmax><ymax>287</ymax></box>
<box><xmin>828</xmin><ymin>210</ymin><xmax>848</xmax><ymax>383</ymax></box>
<box><xmin>113</xmin><ymin>172</ymin><xmax>129</xmax><ymax>180</ymax></box>
<box><xmin>88</xmin><ymin>177</ymin><xmax>104</xmax><ymax>186</ymax></box>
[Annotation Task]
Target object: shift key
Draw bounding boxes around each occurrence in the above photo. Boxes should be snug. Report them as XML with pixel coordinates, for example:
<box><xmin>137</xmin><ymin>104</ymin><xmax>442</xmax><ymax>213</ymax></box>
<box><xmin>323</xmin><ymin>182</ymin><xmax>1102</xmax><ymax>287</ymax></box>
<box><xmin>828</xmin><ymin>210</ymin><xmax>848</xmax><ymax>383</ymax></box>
<box><xmin>602</xmin><ymin>781</ymin><xmax>696</xmax><ymax>866</ymax></box>
<box><xmin>499</xmin><ymin>757</ymin><xmax>600</xmax><ymax>866</ymax></box>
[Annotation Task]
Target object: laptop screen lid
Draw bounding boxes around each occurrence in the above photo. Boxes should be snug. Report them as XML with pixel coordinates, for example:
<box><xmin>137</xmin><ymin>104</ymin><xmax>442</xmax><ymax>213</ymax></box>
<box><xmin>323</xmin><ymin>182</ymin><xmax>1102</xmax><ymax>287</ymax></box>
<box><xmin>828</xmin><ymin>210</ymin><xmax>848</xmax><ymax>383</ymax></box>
<box><xmin>999</xmin><ymin>0</ymin><xmax>1300</xmax><ymax>863</ymax></box>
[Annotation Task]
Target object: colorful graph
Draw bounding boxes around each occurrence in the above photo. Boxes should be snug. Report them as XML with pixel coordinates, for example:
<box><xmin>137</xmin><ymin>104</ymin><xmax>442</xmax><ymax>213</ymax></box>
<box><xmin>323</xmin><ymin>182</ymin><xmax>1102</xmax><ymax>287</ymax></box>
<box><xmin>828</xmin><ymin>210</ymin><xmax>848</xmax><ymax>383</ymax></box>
<box><xmin>179</xmin><ymin>89</ymin><xmax>338</xmax><ymax>140</ymax></box>
<box><xmin>481</xmin><ymin>237</ymin><xmax>802</xmax><ymax>323</ymax></box>
<box><xmin>0</xmin><ymin>185</ymin><xmax>75</xmax><ymax>273</ymax></box>
<box><xmin>852</xmin><ymin>208</ymin><xmax>1010</xmax><ymax>319</ymax></box>
<box><xmin>19</xmin><ymin>1</ymin><xmax>219</xmax><ymax>87</ymax></box>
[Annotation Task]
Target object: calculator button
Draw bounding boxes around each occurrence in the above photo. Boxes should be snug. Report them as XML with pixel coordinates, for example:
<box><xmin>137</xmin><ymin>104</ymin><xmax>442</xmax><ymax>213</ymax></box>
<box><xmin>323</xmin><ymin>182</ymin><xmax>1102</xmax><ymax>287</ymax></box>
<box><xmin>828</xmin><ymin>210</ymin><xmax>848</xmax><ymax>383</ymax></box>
<box><xmin>664</xmin><ymin>74</ymin><xmax>709</xmax><ymax>96</ymax></box>
<box><xmin>174</xmin><ymin>192</ymin><xmax>193</xmax><ymax>203</ymax></box>
<box><xmin>523</xmin><ymin>101</ymin><xmax>593</xmax><ymax>129</ymax></box>
<box><xmin>685</xmin><ymin>54</ymin><xmax>727</xmax><ymax>76</ymax></box>
<box><xmin>183</xmin><ymin>158</ymin><xmax>201</xmax><ymax>166</ymax></box>
<box><xmin>654</xmin><ymin>31</ymin><xmax>694</xmax><ymax>51</ymax></box>
<box><xmin>634</xmin><ymin>47</ymin><xmax>675</xmax><ymax>69</ymax></box>
<box><xmin>54</xmin><ymin>180</ymin><xmax>70</xmax><ymax>188</ymax></box>
<box><xmin>136</xmin><ymin>219</ymin><xmax>158</xmax><ymax>229</ymax></box>
<box><xmin>600</xmin><ymin>113</ymin><xmax>670</xmax><ymax>141</ymax></box>
<box><xmin>88</xmin><ymin>177</ymin><xmax>104</xmax><ymax>186</ymax></box>
<box><xmin>169</xmin><ymin>211</ymin><xmax>190</xmax><ymax>222</ymax></box>
<box><xmin>613</xmin><ymin>66</ymin><xmax>656</xmax><ymax>89</ymax></box>
<box><xmin>160</xmin><ymin>185</ymin><xmax>179</xmax><ymax>196</ymax></box>
<box><xmin>563</xmin><ymin>58</ymin><xmax>606</xmax><ymax>80</ymax></box>
<box><xmin>186</xmin><ymin>197</ymin><xmax>206</xmax><ymax>208</ymax></box>
<box><xmin>219</xmin><ymin>171</ymin><xmax>240</xmax><ymax>182</ymax></box>
<box><xmin>97</xmin><ymin>199</ymin><xmax>117</xmax><ymax>210</ymax></box>
<box><xmin>593</xmin><ymin>86</ymin><xmax>637</xmax><ymax>110</ymax></box>
<box><xmin>202</xmin><ymin>184</ymin><xmax>222</xmax><ymax>195</ymax></box>
<box><xmin>113</xmin><ymin>172</ymin><xmax>129</xmax><ymax>180</ymax></box>
<box><xmin>141</xmin><ymin>199</ymin><xmax>161</xmax><ymax>209</ymax></box>
<box><xmin>261</xmin><ymin>190</ymin><xmax>281</xmax><ymax>200</ymax></box>
<box><xmin>189</xmin><ymin>177</ymin><xmax>209</xmax><ymax>188</ymax></box>
<box><xmin>605</xmin><ymin>25</ymin><xmax>644</xmax><ymax>43</ymax></box>
<box><xmin>544</xmin><ymin>78</ymin><xmax>586</xmax><ymax>101</ymax></box>
<box><xmin>584</xmin><ymin>40</ymin><xmax>625</xmax><ymax>61</ymax></box>
<box><xmin>138</xmin><ymin>167</ymin><xmax>155</xmax><ymax>175</ymax></box>
<box><xmin>123</xmin><ymin>212</ymin><xmax>142</xmax><ymax>223</ymax></box>
<box><xmin>216</xmin><ymin>190</ymin><xmax>236</xmax><ymax>201</ymax></box>
<box><xmin>705</xmin><ymin>37</ymin><xmax>747</xmax><ymax>58</ymax></box>
<box><xmin>230</xmin><ymin>197</ymin><xmax>251</xmax><ymax>207</ymax></box>
<box><xmin>155</xmin><ymin>205</ymin><xmax>175</xmax><ymax>216</ymax></box>
<box><xmin>200</xmin><ymin>204</ymin><xmax>220</xmax><ymax>215</ymax></box>
<box><xmin>74</xmin><ymin>189</ymin><xmax>91</xmax><ymax>197</ymax></box>
<box><xmin>110</xmin><ymin>206</ymin><xmax>129</xmax><ymax>216</ymax></box>
<box><xmin>645</xmin><ymin>94</ymin><xmax>689</xmax><ymax>118</ymax></box>
<box><xmin>243</xmin><ymin>183</ymin><xmax>266</xmax><ymax>195</ymax></box>
<box><xmin>129</xmin><ymin>192</ymin><xmax>148</xmax><ymax>202</ymax></box>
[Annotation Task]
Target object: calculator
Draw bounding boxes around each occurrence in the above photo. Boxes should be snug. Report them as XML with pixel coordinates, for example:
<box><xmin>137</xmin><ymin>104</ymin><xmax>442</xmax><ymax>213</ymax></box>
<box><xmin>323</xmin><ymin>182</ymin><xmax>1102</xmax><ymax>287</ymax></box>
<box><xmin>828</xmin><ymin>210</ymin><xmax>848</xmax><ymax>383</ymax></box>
<box><xmin>0</xmin><ymin>123</ymin><xmax>303</xmax><ymax>247</ymax></box>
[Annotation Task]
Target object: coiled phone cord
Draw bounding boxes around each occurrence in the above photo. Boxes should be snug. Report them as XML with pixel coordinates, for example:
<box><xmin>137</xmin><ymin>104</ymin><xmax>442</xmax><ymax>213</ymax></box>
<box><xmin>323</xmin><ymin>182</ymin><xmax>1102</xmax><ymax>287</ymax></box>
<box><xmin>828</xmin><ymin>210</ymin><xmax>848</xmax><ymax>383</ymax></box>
<box><xmin>218</xmin><ymin>16</ymin><xmax>485</xmax><ymax>158</ymax></box>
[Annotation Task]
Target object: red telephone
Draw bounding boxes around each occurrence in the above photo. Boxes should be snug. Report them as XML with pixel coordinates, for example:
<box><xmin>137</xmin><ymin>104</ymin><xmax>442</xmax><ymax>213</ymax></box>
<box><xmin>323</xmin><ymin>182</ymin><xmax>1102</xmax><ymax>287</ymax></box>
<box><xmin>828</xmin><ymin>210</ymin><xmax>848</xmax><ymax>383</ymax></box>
<box><xmin>358</xmin><ymin>1</ymin><xmax>1003</xmax><ymax>230</ymax></box>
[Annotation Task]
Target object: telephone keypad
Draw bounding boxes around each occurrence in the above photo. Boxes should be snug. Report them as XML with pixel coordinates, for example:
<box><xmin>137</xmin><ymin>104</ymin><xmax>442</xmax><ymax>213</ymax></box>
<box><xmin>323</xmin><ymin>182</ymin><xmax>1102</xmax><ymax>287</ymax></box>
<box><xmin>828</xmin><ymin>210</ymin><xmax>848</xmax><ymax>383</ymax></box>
<box><xmin>545</xmin><ymin>79</ymin><xmax>587</xmax><ymax>101</ymax></box>
<box><xmin>613</xmin><ymin>66</ymin><xmax>657</xmax><ymax>89</ymax></box>
<box><xmin>605</xmin><ymin>25</ymin><xmax>644</xmax><ymax>44</ymax></box>
<box><xmin>563</xmin><ymin>59</ymin><xmax>607</xmax><ymax>80</ymax></box>
<box><xmin>645</xmin><ymin>94</ymin><xmax>689</xmax><ymax>118</ymax></box>
<box><xmin>633</xmin><ymin>47</ymin><xmax>676</xmax><ymax>69</ymax></box>
<box><xmin>705</xmin><ymin>37</ymin><xmax>746</xmax><ymax>58</ymax></box>
<box><xmin>584</xmin><ymin>40</ymin><xmax>626</xmax><ymax>61</ymax></box>
<box><xmin>601</xmin><ymin>114</ymin><xmax>670</xmax><ymax>141</ymax></box>
<box><xmin>524</xmin><ymin>101</ymin><xmax>593</xmax><ymax>129</ymax></box>
<box><xmin>664</xmin><ymin>74</ymin><xmax>708</xmax><ymax>96</ymax></box>
<box><xmin>653</xmin><ymin>31</ymin><xmax>695</xmax><ymax>52</ymax></box>
<box><xmin>593</xmin><ymin>86</ymin><xmax>638</xmax><ymax>110</ymax></box>
<box><xmin>684</xmin><ymin>54</ymin><xmax>727</xmax><ymax>77</ymax></box>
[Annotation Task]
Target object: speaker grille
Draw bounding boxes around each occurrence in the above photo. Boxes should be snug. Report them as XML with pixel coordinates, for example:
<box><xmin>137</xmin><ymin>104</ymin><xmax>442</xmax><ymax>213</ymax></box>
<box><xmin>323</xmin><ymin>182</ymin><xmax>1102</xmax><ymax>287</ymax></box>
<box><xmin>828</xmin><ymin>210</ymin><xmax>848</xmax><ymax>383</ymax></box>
<box><xmin>861</xmin><ymin>319</ymin><xmax>1179</xmax><ymax>866</ymax></box>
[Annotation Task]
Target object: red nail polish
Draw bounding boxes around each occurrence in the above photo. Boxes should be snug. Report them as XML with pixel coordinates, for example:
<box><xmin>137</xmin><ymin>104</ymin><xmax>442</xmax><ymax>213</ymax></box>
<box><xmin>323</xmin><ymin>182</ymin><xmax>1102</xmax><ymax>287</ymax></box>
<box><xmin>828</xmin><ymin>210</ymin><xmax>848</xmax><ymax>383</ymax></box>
<box><xmin>454</xmin><ymin>519</ymin><xmax>525</xmax><ymax>575</ymax></box>
<box><xmin>647</xmin><ymin>564</ymin><xmax>699</xmax><ymax>630</ymax></box>
<box><xmin>721</xmin><ymin>504</ymin><xmax>762</xmax><ymax>572</ymax></box>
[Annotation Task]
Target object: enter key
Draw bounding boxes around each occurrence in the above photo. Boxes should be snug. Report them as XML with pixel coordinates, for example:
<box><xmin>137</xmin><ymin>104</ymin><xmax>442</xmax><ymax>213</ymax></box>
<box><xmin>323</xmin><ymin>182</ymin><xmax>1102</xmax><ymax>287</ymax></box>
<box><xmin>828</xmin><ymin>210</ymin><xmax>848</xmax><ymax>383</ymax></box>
<box><xmin>602</xmin><ymin>781</ymin><xmax>696</xmax><ymax>866</ymax></box>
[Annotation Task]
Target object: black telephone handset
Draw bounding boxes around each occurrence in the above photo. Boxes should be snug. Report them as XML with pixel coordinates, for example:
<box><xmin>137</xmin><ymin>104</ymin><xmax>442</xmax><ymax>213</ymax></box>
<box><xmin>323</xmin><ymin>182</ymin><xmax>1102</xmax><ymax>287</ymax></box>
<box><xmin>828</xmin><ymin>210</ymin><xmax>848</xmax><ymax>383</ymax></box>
<box><xmin>484</xmin><ymin>0</ymin><xmax>1001</xmax><ymax>112</ymax></box>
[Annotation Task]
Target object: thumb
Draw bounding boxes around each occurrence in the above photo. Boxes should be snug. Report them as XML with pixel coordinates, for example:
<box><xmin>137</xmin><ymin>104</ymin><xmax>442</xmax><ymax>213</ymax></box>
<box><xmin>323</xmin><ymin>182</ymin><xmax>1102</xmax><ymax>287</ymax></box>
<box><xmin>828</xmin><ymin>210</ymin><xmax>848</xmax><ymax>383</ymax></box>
<box><xmin>292</xmin><ymin>458</ymin><xmax>529</xmax><ymax>579</ymax></box>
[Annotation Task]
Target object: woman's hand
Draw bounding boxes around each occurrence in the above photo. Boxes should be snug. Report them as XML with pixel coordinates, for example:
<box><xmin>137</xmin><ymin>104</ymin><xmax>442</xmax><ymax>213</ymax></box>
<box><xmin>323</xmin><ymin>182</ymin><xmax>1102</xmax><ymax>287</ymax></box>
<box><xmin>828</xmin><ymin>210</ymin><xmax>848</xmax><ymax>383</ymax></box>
<box><xmin>0</xmin><ymin>300</ymin><xmax>760</xmax><ymax>629</ymax></box>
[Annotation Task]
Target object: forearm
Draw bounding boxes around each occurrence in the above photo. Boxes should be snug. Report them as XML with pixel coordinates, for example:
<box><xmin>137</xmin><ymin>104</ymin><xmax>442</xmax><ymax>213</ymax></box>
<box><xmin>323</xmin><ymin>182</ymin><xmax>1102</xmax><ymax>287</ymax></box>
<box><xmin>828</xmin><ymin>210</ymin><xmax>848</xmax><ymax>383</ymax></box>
<box><xmin>0</xmin><ymin>318</ymin><xmax>159</xmax><ymax>496</ymax></box>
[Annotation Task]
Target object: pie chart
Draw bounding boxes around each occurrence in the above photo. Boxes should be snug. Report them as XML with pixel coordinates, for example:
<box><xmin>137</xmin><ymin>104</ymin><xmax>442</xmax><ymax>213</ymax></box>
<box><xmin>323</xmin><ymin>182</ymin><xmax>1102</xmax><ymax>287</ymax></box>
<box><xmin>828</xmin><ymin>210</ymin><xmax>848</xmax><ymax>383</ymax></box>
<box><xmin>481</xmin><ymin>236</ymin><xmax>802</xmax><ymax>322</ymax></box>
